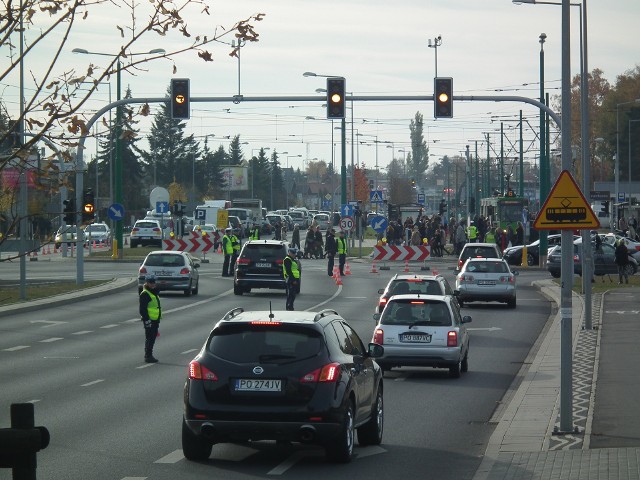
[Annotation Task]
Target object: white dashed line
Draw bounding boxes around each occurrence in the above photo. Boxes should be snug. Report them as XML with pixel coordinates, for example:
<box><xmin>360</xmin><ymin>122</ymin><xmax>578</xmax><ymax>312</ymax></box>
<box><xmin>72</xmin><ymin>331</ymin><xmax>92</xmax><ymax>335</ymax></box>
<box><xmin>3</xmin><ymin>346</ymin><xmax>29</xmax><ymax>351</ymax></box>
<box><xmin>81</xmin><ymin>379</ymin><xmax>105</xmax><ymax>387</ymax></box>
<box><xmin>136</xmin><ymin>364</ymin><xmax>155</xmax><ymax>369</ymax></box>
<box><xmin>40</xmin><ymin>337</ymin><xmax>64</xmax><ymax>343</ymax></box>
<box><xmin>181</xmin><ymin>348</ymin><xmax>198</xmax><ymax>355</ymax></box>
<box><xmin>100</xmin><ymin>324</ymin><xmax>119</xmax><ymax>329</ymax></box>
<box><xmin>154</xmin><ymin>449</ymin><xmax>184</xmax><ymax>464</ymax></box>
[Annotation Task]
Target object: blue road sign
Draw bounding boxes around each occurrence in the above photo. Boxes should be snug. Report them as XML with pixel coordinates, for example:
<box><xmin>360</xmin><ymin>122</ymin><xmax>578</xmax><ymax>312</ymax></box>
<box><xmin>417</xmin><ymin>193</ymin><xmax>425</xmax><ymax>205</ymax></box>
<box><xmin>369</xmin><ymin>215</ymin><xmax>388</xmax><ymax>233</ymax></box>
<box><xmin>156</xmin><ymin>201</ymin><xmax>169</xmax><ymax>214</ymax></box>
<box><xmin>370</xmin><ymin>190</ymin><xmax>384</xmax><ymax>203</ymax></box>
<box><xmin>322</xmin><ymin>199</ymin><xmax>332</xmax><ymax>209</ymax></box>
<box><xmin>618</xmin><ymin>192</ymin><xmax>626</xmax><ymax>202</ymax></box>
<box><xmin>107</xmin><ymin>203</ymin><xmax>125</xmax><ymax>221</ymax></box>
<box><xmin>341</xmin><ymin>204</ymin><xmax>354</xmax><ymax>217</ymax></box>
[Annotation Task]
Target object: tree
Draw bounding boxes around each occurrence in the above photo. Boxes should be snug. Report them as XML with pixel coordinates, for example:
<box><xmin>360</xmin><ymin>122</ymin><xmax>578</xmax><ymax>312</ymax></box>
<box><xmin>387</xmin><ymin>158</ymin><xmax>413</xmax><ymax>205</ymax></box>
<box><xmin>198</xmin><ymin>139</ymin><xmax>227</xmax><ymax>200</ymax></box>
<box><xmin>408</xmin><ymin>112</ymin><xmax>429</xmax><ymax>184</ymax></box>
<box><xmin>352</xmin><ymin>165</ymin><xmax>370</xmax><ymax>206</ymax></box>
<box><xmin>0</xmin><ymin>0</ymin><xmax>264</xmax><ymax>245</ymax></box>
<box><xmin>250</xmin><ymin>147</ymin><xmax>271</xmax><ymax>201</ymax></box>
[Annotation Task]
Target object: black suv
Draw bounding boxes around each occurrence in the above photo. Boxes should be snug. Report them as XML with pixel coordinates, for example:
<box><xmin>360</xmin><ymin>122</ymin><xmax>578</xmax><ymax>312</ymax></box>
<box><xmin>233</xmin><ymin>240</ymin><xmax>301</xmax><ymax>295</ymax></box>
<box><xmin>182</xmin><ymin>308</ymin><xmax>385</xmax><ymax>463</ymax></box>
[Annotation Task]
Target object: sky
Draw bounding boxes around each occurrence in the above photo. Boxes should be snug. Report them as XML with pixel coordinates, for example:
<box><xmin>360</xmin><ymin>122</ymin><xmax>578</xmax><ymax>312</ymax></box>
<box><xmin>4</xmin><ymin>0</ymin><xmax>640</xmax><ymax>179</ymax></box>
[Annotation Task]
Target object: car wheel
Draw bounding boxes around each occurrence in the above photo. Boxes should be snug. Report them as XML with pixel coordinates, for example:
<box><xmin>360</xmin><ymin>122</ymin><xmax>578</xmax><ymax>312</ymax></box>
<box><xmin>182</xmin><ymin>418</ymin><xmax>212</xmax><ymax>461</ymax></box>
<box><xmin>325</xmin><ymin>401</ymin><xmax>355</xmax><ymax>463</ymax></box>
<box><xmin>623</xmin><ymin>264</ymin><xmax>635</xmax><ymax>276</ymax></box>
<box><xmin>461</xmin><ymin>350</ymin><xmax>469</xmax><ymax>373</ymax></box>
<box><xmin>449</xmin><ymin>359</ymin><xmax>462</xmax><ymax>378</ymax></box>
<box><xmin>527</xmin><ymin>253</ymin><xmax>535</xmax><ymax>266</ymax></box>
<box><xmin>550</xmin><ymin>271</ymin><xmax>560</xmax><ymax>278</ymax></box>
<box><xmin>193</xmin><ymin>279</ymin><xmax>199</xmax><ymax>295</ymax></box>
<box><xmin>507</xmin><ymin>297</ymin><xmax>516</xmax><ymax>309</ymax></box>
<box><xmin>357</xmin><ymin>387</ymin><xmax>383</xmax><ymax>446</ymax></box>
<box><xmin>184</xmin><ymin>281</ymin><xmax>193</xmax><ymax>297</ymax></box>
<box><xmin>233</xmin><ymin>284</ymin><xmax>243</xmax><ymax>296</ymax></box>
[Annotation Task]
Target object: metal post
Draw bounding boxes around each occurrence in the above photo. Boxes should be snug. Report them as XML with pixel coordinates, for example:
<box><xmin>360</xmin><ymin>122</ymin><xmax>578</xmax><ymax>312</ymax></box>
<box><xmin>539</xmin><ymin>33</ymin><xmax>549</xmax><ymax>267</ymax></box>
<box><xmin>341</xmin><ymin>117</ymin><xmax>347</xmax><ymax>208</ymax></box>
<box><xmin>500</xmin><ymin>123</ymin><xmax>505</xmax><ymax>194</ymax></box>
<box><xmin>114</xmin><ymin>61</ymin><xmax>123</xmax><ymax>259</ymax></box>
<box><xmin>475</xmin><ymin>141</ymin><xmax>479</xmax><ymax>215</ymax></box>
<box><xmin>465</xmin><ymin>145</ymin><xmax>470</xmax><ymax>225</ymax></box>
<box><xmin>519</xmin><ymin>110</ymin><xmax>524</xmax><ymax>197</ymax></box>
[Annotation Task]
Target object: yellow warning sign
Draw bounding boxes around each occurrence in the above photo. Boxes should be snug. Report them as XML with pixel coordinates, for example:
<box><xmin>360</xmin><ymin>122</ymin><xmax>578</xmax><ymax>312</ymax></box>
<box><xmin>533</xmin><ymin>170</ymin><xmax>600</xmax><ymax>230</ymax></box>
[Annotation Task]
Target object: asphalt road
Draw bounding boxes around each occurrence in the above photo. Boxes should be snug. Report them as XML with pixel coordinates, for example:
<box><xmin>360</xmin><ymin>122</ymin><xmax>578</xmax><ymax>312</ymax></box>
<box><xmin>0</xmin><ymin>258</ymin><xmax>553</xmax><ymax>480</ymax></box>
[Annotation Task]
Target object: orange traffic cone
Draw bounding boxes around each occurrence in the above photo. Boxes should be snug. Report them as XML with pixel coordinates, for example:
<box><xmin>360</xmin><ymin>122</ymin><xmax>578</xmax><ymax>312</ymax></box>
<box><xmin>47</xmin><ymin>244</ymin><xmax>52</xmax><ymax>254</ymax></box>
<box><xmin>42</xmin><ymin>246</ymin><xmax>48</xmax><ymax>256</ymax></box>
<box><xmin>335</xmin><ymin>272</ymin><xmax>343</xmax><ymax>285</ymax></box>
<box><xmin>370</xmin><ymin>261</ymin><xmax>378</xmax><ymax>274</ymax></box>
<box><xmin>344</xmin><ymin>262</ymin><xmax>352</xmax><ymax>275</ymax></box>
<box><xmin>404</xmin><ymin>259</ymin><xmax>410</xmax><ymax>272</ymax></box>
<box><xmin>433</xmin><ymin>268</ymin><xmax>439</xmax><ymax>276</ymax></box>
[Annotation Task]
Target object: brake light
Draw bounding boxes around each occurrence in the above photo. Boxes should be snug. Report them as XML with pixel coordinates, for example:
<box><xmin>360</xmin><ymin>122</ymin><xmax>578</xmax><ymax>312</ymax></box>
<box><xmin>373</xmin><ymin>328</ymin><xmax>384</xmax><ymax>345</ymax></box>
<box><xmin>188</xmin><ymin>361</ymin><xmax>218</xmax><ymax>381</ymax></box>
<box><xmin>447</xmin><ymin>331</ymin><xmax>458</xmax><ymax>347</ymax></box>
<box><xmin>139</xmin><ymin>267</ymin><xmax>148</xmax><ymax>275</ymax></box>
<box><xmin>180</xmin><ymin>268</ymin><xmax>190</xmax><ymax>275</ymax></box>
<box><xmin>459</xmin><ymin>274</ymin><xmax>474</xmax><ymax>282</ymax></box>
<box><xmin>499</xmin><ymin>275</ymin><xmax>515</xmax><ymax>283</ymax></box>
<box><xmin>236</xmin><ymin>258</ymin><xmax>250</xmax><ymax>265</ymax></box>
<box><xmin>458</xmin><ymin>260</ymin><xmax>464</xmax><ymax>269</ymax></box>
<box><xmin>276</xmin><ymin>259</ymin><xmax>284</xmax><ymax>265</ymax></box>
<box><xmin>300</xmin><ymin>363</ymin><xmax>340</xmax><ymax>383</ymax></box>
<box><xmin>249</xmin><ymin>321</ymin><xmax>282</xmax><ymax>326</ymax></box>
<box><xmin>132</xmin><ymin>228</ymin><xmax>139</xmax><ymax>233</ymax></box>
<box><xmin>153</xmin><ymin>227</ymin><xmax>161</xmax><ymax>233</ymax></box>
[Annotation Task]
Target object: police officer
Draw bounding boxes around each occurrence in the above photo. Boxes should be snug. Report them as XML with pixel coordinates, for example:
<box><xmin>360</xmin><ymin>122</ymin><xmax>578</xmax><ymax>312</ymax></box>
<box><xmin>283</xmin><ymin>247</ymin><xmax>300</xmax><ymax>310</ymax></box>
<box><xmin>249</xmin><ymin>222</ymin><xmax>260</xmax><ymax>240</ymax></box>
<box><xmin>336</xmin><ymin>230</ymin><xmax>347</xmax><ymax>276</ymax></box>
<box><xmin>221</xmin><ymin>227</ymin><xmax>233</xmax><ymax>277</ymax></box>
<box><xmin>230</xmin><ymin>230</ymin><xmax>241</xmax><ymax>274</ymax></box>
<box><xmin>139</xmin><ymin>274</ymin><xmax>161</xmax><ymax>363</ymax></box>
<box><xmin>467</xmin><ymin>222</ymin><xmax>478</xmax><ymax>243</ymax></box>
<box><xmin>325</xmin><ymin>228</ymin><xmax>337</xmax><ymax>276</ymax></box>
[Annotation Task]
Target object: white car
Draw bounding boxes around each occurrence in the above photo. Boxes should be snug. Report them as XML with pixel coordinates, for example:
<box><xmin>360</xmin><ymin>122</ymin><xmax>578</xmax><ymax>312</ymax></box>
<box><xmin>138</xmin><ymin>250</ymin><xmax>200</xmax><ymax>296</ymax></box>
<box><xmin>83</xmin><ymin>223</ymin><xmax>111</xmax><ymax>244</ymax></box>
<box><xmin>130</xmin><ymin>219</ymin><xmax>163</xmax><ymax>248</ymax></box>
<box><xmin>455</xmin><ymin>257</ymin><xmax>518</xmax><ymax>308</ymax></box>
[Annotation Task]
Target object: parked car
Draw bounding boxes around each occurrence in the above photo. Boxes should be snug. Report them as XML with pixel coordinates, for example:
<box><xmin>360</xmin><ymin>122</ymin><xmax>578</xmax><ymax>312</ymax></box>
<box><xmin>371</xmin><ymin>294</ymin><xmax>471</xmax><ymax>377</ymax></box>
<box><xmin>546</xmin><ymin>238</ymin><xmax>638</xmax><ymax>278</ymax></box>
<box><xmin>130</xmin><ymin>219</ymin><xmax>163</xmax><ymax>248</ymax></box>
<box><xmin>233</xmin><ymin>240</ymin><xmax>301</xmax><ymax>295</ymax></box>
<box><xmin>455</xmin><ymin>257</ymin><xmax>518</xmax><ymax>308</ymax></box>
<box><xmin>375</xmin><ymin>273</ymin><xmax>456</xmax><ymax>314</ymax></box>
<box><xmin>455</xmin><ymin>242</ymin><xmax>503</xmax><ymax>272</ymax></box>
<box><xmin>82</xmin><ymin>222</ymin><xmax>111</xmax><ymax>244</ymax></box>
<box><xmin>182</xmin><ymin>307</ymin><xmax>385</xmax><ymax>463</ymax></box>
<box><xmin>502</xmin><ymin>234</ymin><xmax>572</xmax><ymax>266</ymax></box>
<box><xmin>54</xmin><ymin>225</ymin><xmax>85</xmax><ymax>248</ymax></box>
<box><xmin>138</xmin><ymin>250</ymin><xmax>200</xmax><ymax>296</ymax></box>
<box><xmin>600</xmin><ymin>233</ymin><xmax>640</xmax><ymax>262</ymax></box>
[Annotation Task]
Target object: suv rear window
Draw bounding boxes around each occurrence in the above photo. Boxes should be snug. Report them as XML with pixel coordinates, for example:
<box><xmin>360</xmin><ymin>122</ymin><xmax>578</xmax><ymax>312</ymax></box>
<box><xmin>135</xmin><ymin>221</ymin><xmax>159</xmax><ymax>229</ymax></box>
<box><xmin>381</xmin><ymin>299</ymin><xmax>452</xmax><ymax>326</ymax></box>
<box><xmin>209</xmin><ymin>325</ymin><xmax>322</xmax><ymax>363</ymax></box>
<box><xmin>242</xmin><ymin>244</ymin><xmax>286</xmax><ymax>260</ymax></box>
<box><xmin>388</xmin><ymin>279</ymin><xmax>442</xmax><ymax>296</ymax></box>
<box><xmin>144</xmin><ymin>254</ymin><xmax>185</xmax><ymax>267</ymax></box>
<box><xmin>465</xmin><ymin>260</ymin><xmax>508</xmax><ymax>273</ymax></box>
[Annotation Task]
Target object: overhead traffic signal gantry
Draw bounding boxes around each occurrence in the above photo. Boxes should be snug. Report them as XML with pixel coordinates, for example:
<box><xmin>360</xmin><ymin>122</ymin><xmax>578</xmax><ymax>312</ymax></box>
<box><xmin>170</xmin><ymin>78</ymin><xmax>190</xmax><ymax>120</ymax></box>
<box><xmin>434</xmin><ymin>77</ymin><xmax>453</xmax><ymax>118</ymax></box>
<box><xmin>326</xmin><ymin>77</ymin><xmax>346</xmax><ymax>119</ymax></box>
<box><xmin>82</xmin><ymin>188</ymin><xmax>95</xmax><ymax>224</ymax></box>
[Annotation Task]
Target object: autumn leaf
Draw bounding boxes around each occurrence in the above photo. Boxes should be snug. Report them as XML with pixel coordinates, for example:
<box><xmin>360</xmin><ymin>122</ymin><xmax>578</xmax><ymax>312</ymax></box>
<box><xmin>198</xmin><ymin>50</ymin><xmax>213</xmax><ymax>62</ymax></box>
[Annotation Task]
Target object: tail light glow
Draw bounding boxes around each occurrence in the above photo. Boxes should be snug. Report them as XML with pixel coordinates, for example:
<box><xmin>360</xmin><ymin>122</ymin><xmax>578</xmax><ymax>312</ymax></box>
<box><xmin>139</xmin><ymin>267</ymin><xmax>148</xmax><ymax>274</ymax></box>
<box><xmin>236</xmin><ymin>258</ymin><xmax>250</xmax><ymax>265</ymax></box>
<box><xmin>373</xmin><ymin>328</ymin><xmax>384</xmax><ymax>344</ymax></box>
<box><xmin>180</xmin><ymin>267</ymin><xmax>190</xmax><ymax>275</ymax></box>
<box><xmin>499</xmin><ymin>275</ymin><xmax>515</xmax><ymax>283</ymax></box>
<box><xmin>447</xmin><ymin>331</ymin><xmax>458</xmax><ymax>347</ymax></box>
<box><xmin>301</xmin><ymin>363</ymin><xmax>340</xmax><ymax>383</ymax></box>
<box><xmin>189</xmin><ymin>361</ymin><xmax>218</xmax><ymax>381</ymax></box>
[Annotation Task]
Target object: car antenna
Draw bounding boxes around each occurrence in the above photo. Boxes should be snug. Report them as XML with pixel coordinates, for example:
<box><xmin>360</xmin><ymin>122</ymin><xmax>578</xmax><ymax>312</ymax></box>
<box><xmin>269</xmin><ymin>301</ymin><xmax>274</xmax><ymax>321</ymax></box>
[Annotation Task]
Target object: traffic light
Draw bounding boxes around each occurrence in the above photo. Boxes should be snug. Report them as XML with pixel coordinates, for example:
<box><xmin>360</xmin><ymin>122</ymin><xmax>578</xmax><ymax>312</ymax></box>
<box><xmin>369</xmin><ymin>179</ymin><xmax>374</xmax><ymax>190</ymax></box>
<box><xmin>63</xmin><ymin>197</ymin><xmax>75</xmax><ymax>225</ymax></box>
<box><xmin>170</xmin><ymin>78</ymin><xmax>190</xmax><ymax>120</ymax></box>
<box><xmin>434</xmin><ymin>77</ymin><xmax>453</xmax><ymax>118</ymax></box>
<box><xmin>601</xmin><ymin>201</ymin><xmax>610</xmax><ymax>215</ymax></box>
<box><xmin>82</xmin><ymin>188</ymin><xmax>95</xmax><ymax>224</ymax></box>
<box><xmin>326</xmin><ymin>77</ymin><xmax>346</xmax><ymax>119</ymax></box>
<box><xmin>439</xmin><ymin>200</ymin><xmax>447</xmax><ymax>216</ymax></box>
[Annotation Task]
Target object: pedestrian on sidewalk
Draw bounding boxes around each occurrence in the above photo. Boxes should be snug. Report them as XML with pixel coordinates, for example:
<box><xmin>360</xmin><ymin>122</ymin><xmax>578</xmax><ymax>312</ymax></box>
<box><xmin>139</xmin><ymin>274</ymin><xmax>161</xmax><ymax>363</ymax></box>
<box><xmin>614</xmin><ymin>239</ymin><xmax>630</xmax><ymax>284</ymax></box>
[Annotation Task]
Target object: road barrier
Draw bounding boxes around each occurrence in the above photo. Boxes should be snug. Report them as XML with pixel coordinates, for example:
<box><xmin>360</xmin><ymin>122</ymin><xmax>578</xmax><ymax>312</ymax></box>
<box><xmin>372</xmin><ymin>245</ymin><xmax>431</xmax><ymax>270</ymax></box>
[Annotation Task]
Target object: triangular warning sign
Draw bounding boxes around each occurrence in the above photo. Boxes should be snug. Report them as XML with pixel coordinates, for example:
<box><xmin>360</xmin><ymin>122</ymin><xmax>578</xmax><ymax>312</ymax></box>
<box><xmin>533</xmin><ymin>170</ymin><xmax>600</xmax><ymax>230</ymax></box>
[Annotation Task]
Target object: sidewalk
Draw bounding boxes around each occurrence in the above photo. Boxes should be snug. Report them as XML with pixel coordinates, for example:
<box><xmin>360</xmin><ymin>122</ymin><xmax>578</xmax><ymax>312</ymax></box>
<box><xmin>473</xmin><ymin>280</ymin><xmax>640</xmax><ymax>480</ymax></box>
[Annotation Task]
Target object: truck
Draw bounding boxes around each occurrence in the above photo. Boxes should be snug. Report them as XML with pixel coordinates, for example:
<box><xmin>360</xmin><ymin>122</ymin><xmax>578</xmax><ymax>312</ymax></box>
<box><xmin>194</xmin><ymin>200</ymin><xmax>231</xmax><ymax>228</ymax></box>
<box><xmin>230</xmin><ymin>198</ymin><xmax>263</xmax><ymax>225</ymax></box>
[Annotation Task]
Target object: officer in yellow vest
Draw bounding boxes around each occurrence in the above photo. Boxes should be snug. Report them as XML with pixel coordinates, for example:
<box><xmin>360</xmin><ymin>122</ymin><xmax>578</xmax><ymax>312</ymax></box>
<box><xmin>485</xmin><ymin>227</ymin><xmax>496</xmax><ymax>244</ymax></box>
<box><xmin>466</xmin><ymin>222</ymin><xmax>478</xmax><ymax>243</ymax></box>
<box><xmin>139</xmin><ymin>274</ymin><xmax>162</xmax><ymax>363</ymax></box>
<box><xmin>221</xmin><ymin>228</ymin><xmax>233</xmax><ymax>277</ymax></box>
<box><xmin>336</xmin><ymin>230</ymin><xmax>348</xmax><ymax>275</ymax></box>
<box><xmin>249</xmin><ymin>223</ymin><xmax>260</xmax><ymax>240</ymax></box>
<box><xmin>283</xmin><ymin>247</ymin><xmax>301</xmax><ymax>310</ymax></box>
<box><xmin>230</xmin><ymin>231</ymin><xmax>241</xmax><ymax>274</ymax></box>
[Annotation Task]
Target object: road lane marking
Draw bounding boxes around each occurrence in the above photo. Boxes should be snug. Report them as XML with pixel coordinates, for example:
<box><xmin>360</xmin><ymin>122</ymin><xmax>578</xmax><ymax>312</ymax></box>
<box><xmin>81</xmin><ymin>379</ymin><xmax>105</xmax><ymax>387</ymax></box>
<box><xmin>136</xmin><ymin>364</ymin><xmax>155</xmax><ymax>369</ymax></box>
<box><xmin>40</xmin><ymin>337</ymin><xmax>63</xmax><ymax>343</ymax></box>
<box><xmin>100</xmin><ymin>324</ymin><xmax>119</xmax><ymax>329</ymax></box>
<box><xmin>181</xmin><ymin>348</ymin><xmax>198</xmax><ymax>355</ymax></box>
<box><xmin>154</xmin><ymin>449</ymin><xmax>184</xmax><ymax>464</ymax></box>
<box><xmin>467</xmin><ymin>327</ymin><xmax>503</xmax><ymax>332</ymax></box>
<box><xmin>72</xmin><ymin>331</ymin><xmax>92</xmax><ymax>335</ymax></box>
<box><xmin>305</xmin><ymin>285</ymin><xmax>342</xmax><ymax>311</ymax></box>
<box><xmin>268</xmin><ymin>450</ymin><xmax>323</xmax><ymax>475</ymax></box>
<box><xmin>121</xmin><ymin>477</ymin><xmax>147</xmax><ymax>480</ymax></box>
<box><xmin>29</xmin><ymin>320</ymin><xmax>67</xmax><ymax>328</ymax></box>
<box><xmin>3</xmin><ymin>346</ymin><xmax>29</xmax><ymax>351</ymax></box>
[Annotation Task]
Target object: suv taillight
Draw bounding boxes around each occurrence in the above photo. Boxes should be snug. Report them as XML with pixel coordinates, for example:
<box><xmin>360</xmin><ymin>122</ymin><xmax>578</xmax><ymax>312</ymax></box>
<box><xmin>236</xmin><ymin>258</ymin><xmax>250</xmax><ymax>265</ymax></box>
<box><xmin>189</xmin><ymin>361</ymin><xmax>218</xmax><ymax>381</ymax></box>
<box><xmin>447</xmin><ymin>331</ymin><xmax>458</xmax><ymax>347</ymax></box>
<box><xmin>378</xmin><ymin>298</ymin><xmax>387</xmax><ymax>310</ymax></box>
<box><xmin>301</xmin><ymin>363</ymin><xmax>340</xmax><ymax>383</ymax></box>
<box><xmin>180</xmin><ymin>267</ymin><xmax>190</xmax><ymax>275</ymax></box>
<box><xmin>373</xmin><ymin>328</ymin><xmax>384</xmax><ymax>345</ymax></box>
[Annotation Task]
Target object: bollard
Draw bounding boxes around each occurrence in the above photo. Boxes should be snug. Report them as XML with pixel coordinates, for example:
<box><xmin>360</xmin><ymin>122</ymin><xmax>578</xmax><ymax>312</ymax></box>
<box><xmin>520</xmin><ymin>244</ymin><xmax>529</xmax><ymax>268</ymax></box>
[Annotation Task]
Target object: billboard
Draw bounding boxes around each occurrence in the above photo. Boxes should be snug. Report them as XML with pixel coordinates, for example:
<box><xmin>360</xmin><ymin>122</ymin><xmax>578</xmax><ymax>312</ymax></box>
<box><xmin>222</xmin><ymin>166</ymin><xmax>248</xmax><ymax>191</ymax></box>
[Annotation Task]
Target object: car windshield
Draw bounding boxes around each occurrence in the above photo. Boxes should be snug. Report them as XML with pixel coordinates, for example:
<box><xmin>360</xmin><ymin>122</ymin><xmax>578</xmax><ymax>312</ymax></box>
<box><xmin>380</xmin><ymin>300</ymin><xmax>452</xmax><ymax>327</ymax></box>
<box><xmin>388</xmin><ymin>279</ymin><xmax>441</xmax><ymax>296</ymax></box>
<box><xmin>465</xmin><ymin>261</ymin><xmax>508</xmax><ymax>273</ymax></box>
<box><xmin>208</xmin><ymin>325</ymin><xmax>322</xmax><ymax>363</ymax></box>
<box><xmin>144</xmin><ymin>254</ymin><xmax>186</xmax><ymax>267</ymax></box>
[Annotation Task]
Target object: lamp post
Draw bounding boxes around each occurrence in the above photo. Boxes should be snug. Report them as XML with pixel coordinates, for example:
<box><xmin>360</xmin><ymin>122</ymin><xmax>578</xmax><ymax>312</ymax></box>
<box><xmin>356</xmin><ymin>133</ymin><xmax>379</xmax><ymax>207</ymax></box>
<box><xmin>427</xmin><ymin>35</ymin><xmax>442</xmax><ymax>78</ymax></box>
<box><xmin>72</xmin><ymin>47</ymin><xmax>165</xmax><ymax>259</ymax></box>
<box><xmin>616</xmin><ymin>99</ymin><xmax>640</xmax><ymax>227</ymax></box>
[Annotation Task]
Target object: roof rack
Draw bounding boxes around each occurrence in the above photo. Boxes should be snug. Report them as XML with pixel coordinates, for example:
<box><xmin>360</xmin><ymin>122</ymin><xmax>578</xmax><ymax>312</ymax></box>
<box><xmin>313</xmin><ymin>309</ymin><xmax>339</xmax><ymax>322</ymax></box>
<box><xmin>222</xmin><ymin>307</ymin><xmax>244</xmax><ymax>321</ymax></box>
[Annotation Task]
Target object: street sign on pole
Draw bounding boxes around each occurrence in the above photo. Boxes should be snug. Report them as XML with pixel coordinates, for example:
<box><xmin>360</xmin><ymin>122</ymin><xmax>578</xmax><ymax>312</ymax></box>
<box><xmin>107</xmin><ymin>203</ymin><xmax>125</xmax><ymax>221</ymax></box>
<box><xmin>341</xmin><ymin>204</ymin><xmax>354</xmax><ymax>217</ymax></box>
<box><xmin>339</xmin><ymin>216</ymin><xmax>354</xmax><ymax>232</ymax></box>
<box><xmin>370</xmin><ymin>191</ymin><xmax>384</xmax><ymax>203</ymax></box>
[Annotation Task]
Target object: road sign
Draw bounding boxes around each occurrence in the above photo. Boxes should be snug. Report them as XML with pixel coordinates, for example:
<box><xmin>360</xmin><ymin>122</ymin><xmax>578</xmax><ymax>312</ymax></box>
<box><xmin>369</xmin><ymin>215</ymin><xmax>388</xmax><ymax>233</ymax></box>
<box><xmin>107</xmin><ymin>203</ymin><xmax>124</xmax><ymax>221</ymax></box>
<box><xmin>533</xmin><ymin>170</ymin><xmax>600</xmax><ymax>230</ymax></box>
<box><xmin>339</xmin><ymin>216</ymin><xmax>354</xmax><ymax>232</ymax></box>
<box><xmin>417</xmin><ymin>193</ymin><xmax>425</xmax><ymax>205</ymax></box>
<box><xmin>341</xmin><ymin>204</ymin><xmax>354</xmax><ymax>217</ymax></box>
<box><xmin>370</xmin><ymin>190</ymin><xmax>383</xmax><ymax>203</ymax></box>
<box><xmin>591</xmin><ymin>190</ymin><xmax>610</xmax><ymax>201</ymax></box>
<box><xmin>618</xmin><ymin>192</ymin><xmax>626</xmax><ymax>202</ymax></box>
<box><xmin>195</xmin><ymin>208</ymin><xmax>206</xmax><ymax>221</ymax></box>
<box><xmin>156</xmin><ymin>201</ymin><xmax>170</xmax><ymax>214</ymax></box>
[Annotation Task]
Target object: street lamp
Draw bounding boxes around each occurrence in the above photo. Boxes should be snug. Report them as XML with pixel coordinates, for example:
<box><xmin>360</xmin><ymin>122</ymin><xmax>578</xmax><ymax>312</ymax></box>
<box><xmin>427</xmin><ymin>35</ymin><xmax>442</xmax><ymax>78</ymax></box>
<box><xmin>72</xmin><ymin>47</ymin><xmax>166</xmax><ymax>259</ymax></box>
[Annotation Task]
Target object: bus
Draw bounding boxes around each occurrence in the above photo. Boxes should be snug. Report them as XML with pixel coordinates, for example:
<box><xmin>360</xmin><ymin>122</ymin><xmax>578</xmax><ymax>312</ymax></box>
<box><xmin>480</xmin><ymin>193</ymin><xmax>529</xmax><ymax>231</ymax></box>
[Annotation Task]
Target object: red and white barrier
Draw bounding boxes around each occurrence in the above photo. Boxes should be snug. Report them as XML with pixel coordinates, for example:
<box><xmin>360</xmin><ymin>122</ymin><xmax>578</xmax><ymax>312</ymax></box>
<box><xmin>372</xmin><ymin>245</ymin><xmax>431</xmax><ymax>262</ymax></box>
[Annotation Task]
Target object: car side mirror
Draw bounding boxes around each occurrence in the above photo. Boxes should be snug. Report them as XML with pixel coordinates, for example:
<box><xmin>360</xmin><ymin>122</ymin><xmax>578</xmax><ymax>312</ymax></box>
<box><xmin>368</xmin><ymin>343</ymin><xmax>384</xmax><ymax>358</ymax></box>
<box><xmin>453</xmin><ymin>290</ymin><xmax>460</xmax><ymax>296</ymax></box>
<box><xmin>194</xmin><ymin>262</ymin><xmax>200</xmax><ymax>268</ymax></box>
<box><xmin>377</xmin><ymin>288</ymin><xmax>384</xmax><ymax>294</ymax></box>
<box><xmin>512</xmin><ymin>270</ymin><xmax>519</xmax><ymax>276</ymax></box>
<box><xmin>373</xmin><ymin>313</ymin><xmax>381</xmax><ymax>323</ymax></box>
<box><xmin>462</xmin><ymin>315</ymin><xmax>472</xmax><ymax>324</ymax></box>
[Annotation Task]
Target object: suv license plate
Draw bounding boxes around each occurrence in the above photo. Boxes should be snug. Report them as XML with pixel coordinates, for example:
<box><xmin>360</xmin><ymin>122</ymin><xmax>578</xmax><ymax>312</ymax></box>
<box><xmin>235</xmin><ymin>379</ymin><xmax>282</xmax><ymax>392</ymax></box>
<box><xmin>256</xmin><ymin>262</ymin><xmax>271</xmax><ymax>268</ymax></box>
<box><xmin>399</xmin><ymin>334</ymin><xmax>432</xmax><ymax>343</ymax></box>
